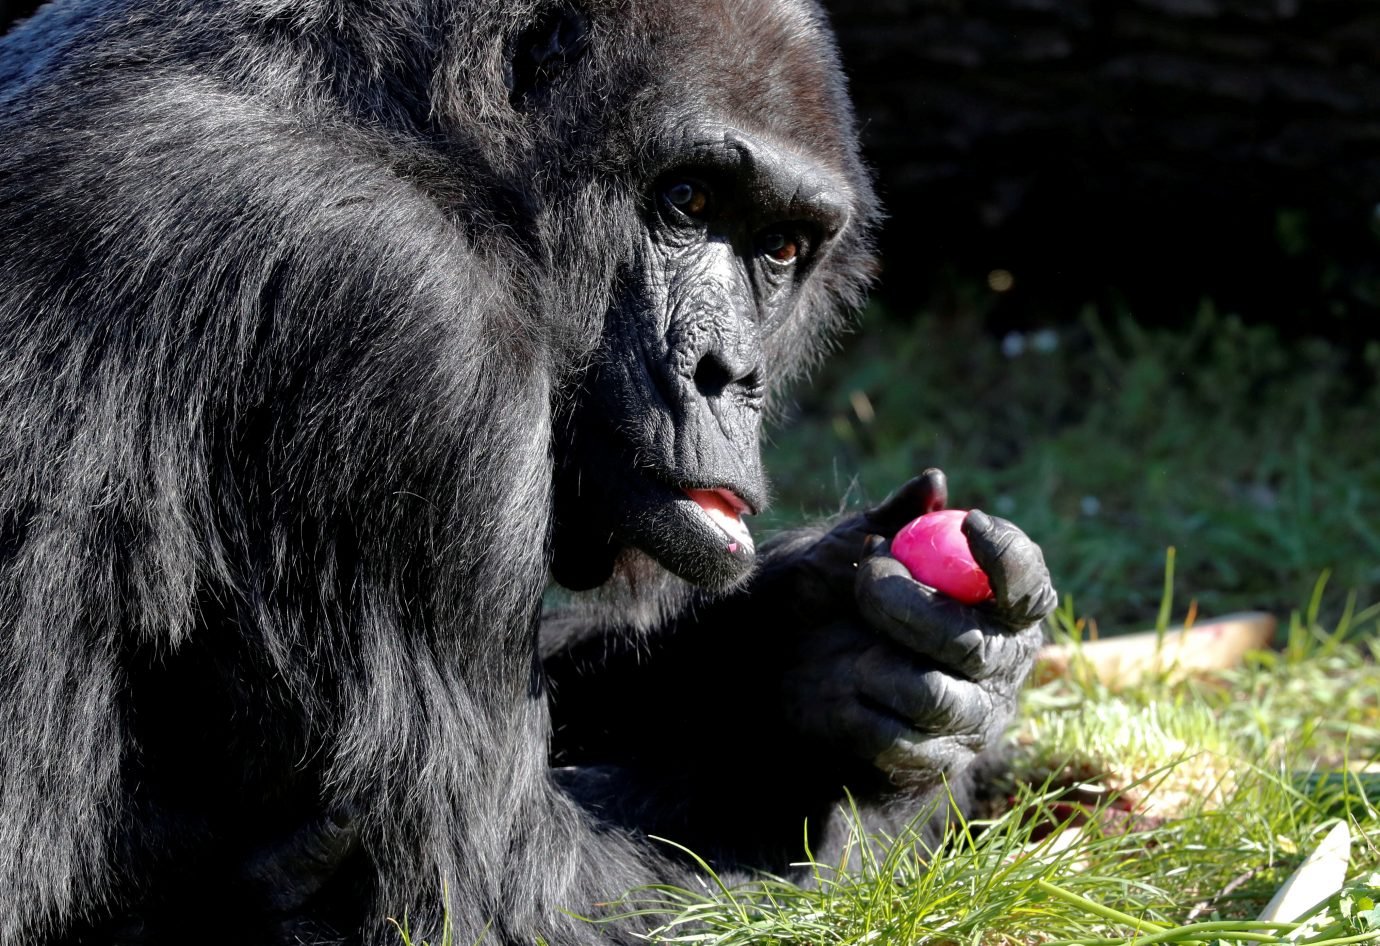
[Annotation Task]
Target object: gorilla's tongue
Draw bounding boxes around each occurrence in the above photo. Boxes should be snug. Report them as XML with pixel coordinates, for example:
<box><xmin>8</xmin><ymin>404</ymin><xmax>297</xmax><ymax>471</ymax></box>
<box><xmin>685</xmin><ymin>488</ymin><xmax>754</xmax><ymax>554</ymax></box>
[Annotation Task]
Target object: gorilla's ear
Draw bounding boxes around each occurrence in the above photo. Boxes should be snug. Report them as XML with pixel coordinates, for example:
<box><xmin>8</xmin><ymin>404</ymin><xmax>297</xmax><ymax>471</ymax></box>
<box><xmin>507</xmin><ymin>3</ymin><xmax>590</xmax><ymax>109</ymax></box>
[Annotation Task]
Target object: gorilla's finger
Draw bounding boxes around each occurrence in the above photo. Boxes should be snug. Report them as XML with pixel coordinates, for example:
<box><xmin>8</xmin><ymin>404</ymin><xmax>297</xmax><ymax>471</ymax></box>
<box><xmin>863</xmin><ymin>469</ymin><xmax>948</xmax><ymax>535</ymax></box>
<box><xmin>836</xmin><ymin>700</ymin><xmax>916</xmax><ymax>765</ymax></box>
<box><xmin>962</xmin><ymin>510</ymin><xmax>1059</xmax><ymax>629</ymax></box>
<box><xmin>876</xmin><ymin>732</ymin><xmax>981</xmax><ymax>783</ymax></box>
<box><xmin>855</xmin><ymin>551</ymin><xmax>1029</xmax><ymax>681</ymax></box>
<box><xmin>854</xmin><ymin>648</ymin><xmax>995</xmax><ymax>736</ymax></box>
<box><xmin>830</xmin><ymin>683</ymin><xmax>974</xmax><ymax>773</ymax></box>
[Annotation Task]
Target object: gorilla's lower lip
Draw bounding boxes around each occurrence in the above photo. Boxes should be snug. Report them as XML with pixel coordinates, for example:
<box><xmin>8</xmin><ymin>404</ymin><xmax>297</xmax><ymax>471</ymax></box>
<box><xmin>684</xmin><ymin>487</ymin><xmax>755</xmax><ymax>554</ymax></box>
<box><xmin>595</xmin><ymin>468</ymin><xmax>759</xmax><ymax>585</ymax></box>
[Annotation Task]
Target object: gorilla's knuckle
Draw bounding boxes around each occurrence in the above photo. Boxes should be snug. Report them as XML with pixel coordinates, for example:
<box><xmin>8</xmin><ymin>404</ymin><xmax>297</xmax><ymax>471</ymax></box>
<box><xmin>947</xmin><ymin>626</ymin><xmax>991</xmax><ymax>679</ymax></box>
<box><xmin>878</xmin><ymin>734</ymin><xmax>976</xmax><ymax>783</ymax></box>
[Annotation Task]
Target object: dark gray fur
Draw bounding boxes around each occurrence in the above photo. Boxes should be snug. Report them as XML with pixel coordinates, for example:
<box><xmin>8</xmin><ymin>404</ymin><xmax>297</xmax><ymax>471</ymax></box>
<box><xmin>0</xmin><ymin>0</ymin><xmax>890</xmax><ymax>943</ymax></box>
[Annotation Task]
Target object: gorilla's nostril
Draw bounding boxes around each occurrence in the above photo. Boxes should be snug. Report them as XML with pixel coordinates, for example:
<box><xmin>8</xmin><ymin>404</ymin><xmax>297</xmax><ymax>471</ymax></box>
<box><xmin>693</xmin><ymin>353</ymin><xmax>735</xmax><ymax>398</ymax></box>
<box><xmin>693</xmin><ymin>353</ymin><xmax>760</xmax><ymax>398</ymax></box>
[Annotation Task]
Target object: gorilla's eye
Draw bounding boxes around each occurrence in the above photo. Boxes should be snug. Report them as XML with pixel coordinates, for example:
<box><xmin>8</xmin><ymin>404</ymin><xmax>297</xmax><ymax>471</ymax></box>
<box><xmin>664</xmin><ymin>180</ymin><xmax>710</xmax><ymax>219</ymax></box>
<box><xmin>760</xmin><ymin>230</ymin><xmax>800</xmax><ymax>264</ymax></box>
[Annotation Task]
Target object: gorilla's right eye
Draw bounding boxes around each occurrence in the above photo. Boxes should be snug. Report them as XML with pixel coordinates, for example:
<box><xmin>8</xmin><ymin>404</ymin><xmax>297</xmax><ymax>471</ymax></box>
<box><xmin>664</xmin><ymin>180</ymin><xmax>710</xmax><ymax>219</ymax></box>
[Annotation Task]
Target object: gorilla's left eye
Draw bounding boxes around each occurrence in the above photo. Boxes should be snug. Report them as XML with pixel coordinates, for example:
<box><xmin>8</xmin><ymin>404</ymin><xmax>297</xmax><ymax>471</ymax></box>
<box><xmin>759</xmin><ymin>230</ymin><xmax>800</xmax><ymax>265</ymax></box>
<box><xmin>664</xmin><ymin>180</ymin><xmax>711</xmax><ymax>219</ymax></box>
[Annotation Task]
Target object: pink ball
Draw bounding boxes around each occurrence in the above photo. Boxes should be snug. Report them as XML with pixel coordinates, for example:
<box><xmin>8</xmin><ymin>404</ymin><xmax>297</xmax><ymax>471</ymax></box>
<box><xmin>890</xmin><ymin>509</ymin><xmax>994</xmax><ymax>605</ymax></box>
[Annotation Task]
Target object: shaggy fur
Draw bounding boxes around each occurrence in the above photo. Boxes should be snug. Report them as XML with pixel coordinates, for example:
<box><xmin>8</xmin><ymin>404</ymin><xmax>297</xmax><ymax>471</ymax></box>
<box><xmin>0</xmin><ymin>0</ymin><xmax>880</xmax><ymax>943</ymax></box>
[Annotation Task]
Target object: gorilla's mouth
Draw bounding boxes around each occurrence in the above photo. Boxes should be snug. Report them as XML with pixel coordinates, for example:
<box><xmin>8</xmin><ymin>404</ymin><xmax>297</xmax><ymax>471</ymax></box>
<box><xmin>684</xmin><ymin>487</ymin><xmax>755</xmax><ymax>555</ymax></box>
<box><xmin>550</xmin><ymin>458</ymin><xmax>762</xmax><ymax>592</ymax></box>
<box><xmin>612</xmin><ymin>469</ymin><xmax>762</xmax><ymax>585</ymax></box>
<box><xmin>620</xmin><ymin>479</ymin><xmax>756</xmax><ymax>588</ymax></box>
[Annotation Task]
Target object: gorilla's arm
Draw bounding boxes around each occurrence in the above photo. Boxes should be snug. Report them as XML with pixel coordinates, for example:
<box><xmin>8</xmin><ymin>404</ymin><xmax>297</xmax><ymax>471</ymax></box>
<box><xmin>543</xmin><ymin>471</ymin><xmax>1055</xmax><ymax>874</ymax></box>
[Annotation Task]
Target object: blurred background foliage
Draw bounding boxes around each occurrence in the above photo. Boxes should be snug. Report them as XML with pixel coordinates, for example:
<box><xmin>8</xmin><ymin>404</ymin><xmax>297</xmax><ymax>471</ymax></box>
<box><xmin>764</xmin><ymin>292</ymin><xmax>1380</xmax><ymax>631</ymax></box>
<box><xmin>754</xmin><ymin>0</ymin><xmax>1380</xmax><ymax>632</ymax></box>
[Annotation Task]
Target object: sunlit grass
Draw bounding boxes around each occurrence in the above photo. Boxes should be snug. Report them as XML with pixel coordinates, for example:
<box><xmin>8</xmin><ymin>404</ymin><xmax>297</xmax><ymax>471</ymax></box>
<box><xmin>598</xmin><ymin>587</ymin><xmax>1380</xmax><ymax>945</ymax></box>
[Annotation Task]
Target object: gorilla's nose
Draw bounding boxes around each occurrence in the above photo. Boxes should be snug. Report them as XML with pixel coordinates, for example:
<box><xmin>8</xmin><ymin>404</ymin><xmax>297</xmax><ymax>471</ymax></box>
<box><xmin>693</xmin><ymin>346</ymin><xmax>760</xmax><ymax>399</ymax></box>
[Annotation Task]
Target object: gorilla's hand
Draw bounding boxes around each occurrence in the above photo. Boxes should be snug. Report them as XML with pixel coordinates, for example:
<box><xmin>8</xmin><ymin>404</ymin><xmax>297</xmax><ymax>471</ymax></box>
<box><xmin>758</xmin><ymin>470</ymin><xmax>1056</xmax><ymax>787</ymax></box>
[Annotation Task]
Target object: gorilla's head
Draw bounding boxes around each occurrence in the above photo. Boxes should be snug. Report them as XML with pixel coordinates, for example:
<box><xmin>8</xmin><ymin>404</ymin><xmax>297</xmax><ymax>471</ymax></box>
<box><xmin>505</xmin><ymin>0</ymin><xmax>877</xmax><ymax>594</ymax></box>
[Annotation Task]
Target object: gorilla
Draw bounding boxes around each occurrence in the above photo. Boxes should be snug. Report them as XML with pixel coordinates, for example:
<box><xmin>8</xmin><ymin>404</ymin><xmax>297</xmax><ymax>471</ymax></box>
<box><xmin>0</xmin><ymin>0</ymin><xmax>1056</xmax><ymax>943</ymax></box>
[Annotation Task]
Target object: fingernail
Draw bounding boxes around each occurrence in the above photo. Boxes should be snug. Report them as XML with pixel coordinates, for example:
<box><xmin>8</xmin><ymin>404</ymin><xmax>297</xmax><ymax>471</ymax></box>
<box><xmin>964</xmin><ymin>509</ymin><xmax>991</xmax><ymax>533</ymax></box>
<box><xmin>863</xmin><ymin>534</ymin><xmax>884</xmax><ymax>555</ymax></box>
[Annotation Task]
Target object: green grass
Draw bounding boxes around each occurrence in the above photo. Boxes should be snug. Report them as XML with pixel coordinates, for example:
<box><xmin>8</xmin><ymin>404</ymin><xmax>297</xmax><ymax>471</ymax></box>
<box><xmin>761</xmin><ymin>300</ymin><xmax>1380</xmax><ymax>631</ymax></box>
<box><xmin>600</xmin><ymin>596</ymin><xmax>1380</xmax><ymax>946</ymax></box>
<box><xmin>396</xmin><ymin>604</ymin><xmax>1380</xmax><ymax>946</ymax></box>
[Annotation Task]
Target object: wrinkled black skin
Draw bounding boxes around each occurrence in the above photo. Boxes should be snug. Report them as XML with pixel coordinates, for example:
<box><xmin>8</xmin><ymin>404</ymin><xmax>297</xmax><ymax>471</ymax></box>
<box><xmin>0</xmin><ymin>1</ymin><xmax>1055</xmax><ymax>945</ymax></box>
<box><xmin>550</xmin><ymin>124</ymin><xmax>855</xmax><ymax>591</ymax></box>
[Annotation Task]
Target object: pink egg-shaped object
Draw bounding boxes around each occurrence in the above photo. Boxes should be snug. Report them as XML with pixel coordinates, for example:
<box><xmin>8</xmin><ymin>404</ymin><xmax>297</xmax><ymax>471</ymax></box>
<box><xmin>890</xmin><ymin>509</ymin><xmax>994</xmax><ymax>605</ymax></box>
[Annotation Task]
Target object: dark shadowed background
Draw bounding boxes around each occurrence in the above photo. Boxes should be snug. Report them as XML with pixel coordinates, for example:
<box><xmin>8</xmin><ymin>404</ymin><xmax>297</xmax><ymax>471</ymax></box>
<box><xmin>825</xmin><ymin>0</ymin><xmax>1380</xmax><ymax>336</ymax></box>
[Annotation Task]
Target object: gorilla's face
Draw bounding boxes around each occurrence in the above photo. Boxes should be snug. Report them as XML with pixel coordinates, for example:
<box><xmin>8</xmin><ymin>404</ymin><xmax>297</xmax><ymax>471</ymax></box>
<box><xmin>539</xmin><ymin>0</ymin><xmax>872</xmax><ymax>593</ymax></box>
<box><xmin>553</xmin><ymin>129</ymin><xmax>852</xmax><ymax>591</ymax></box>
